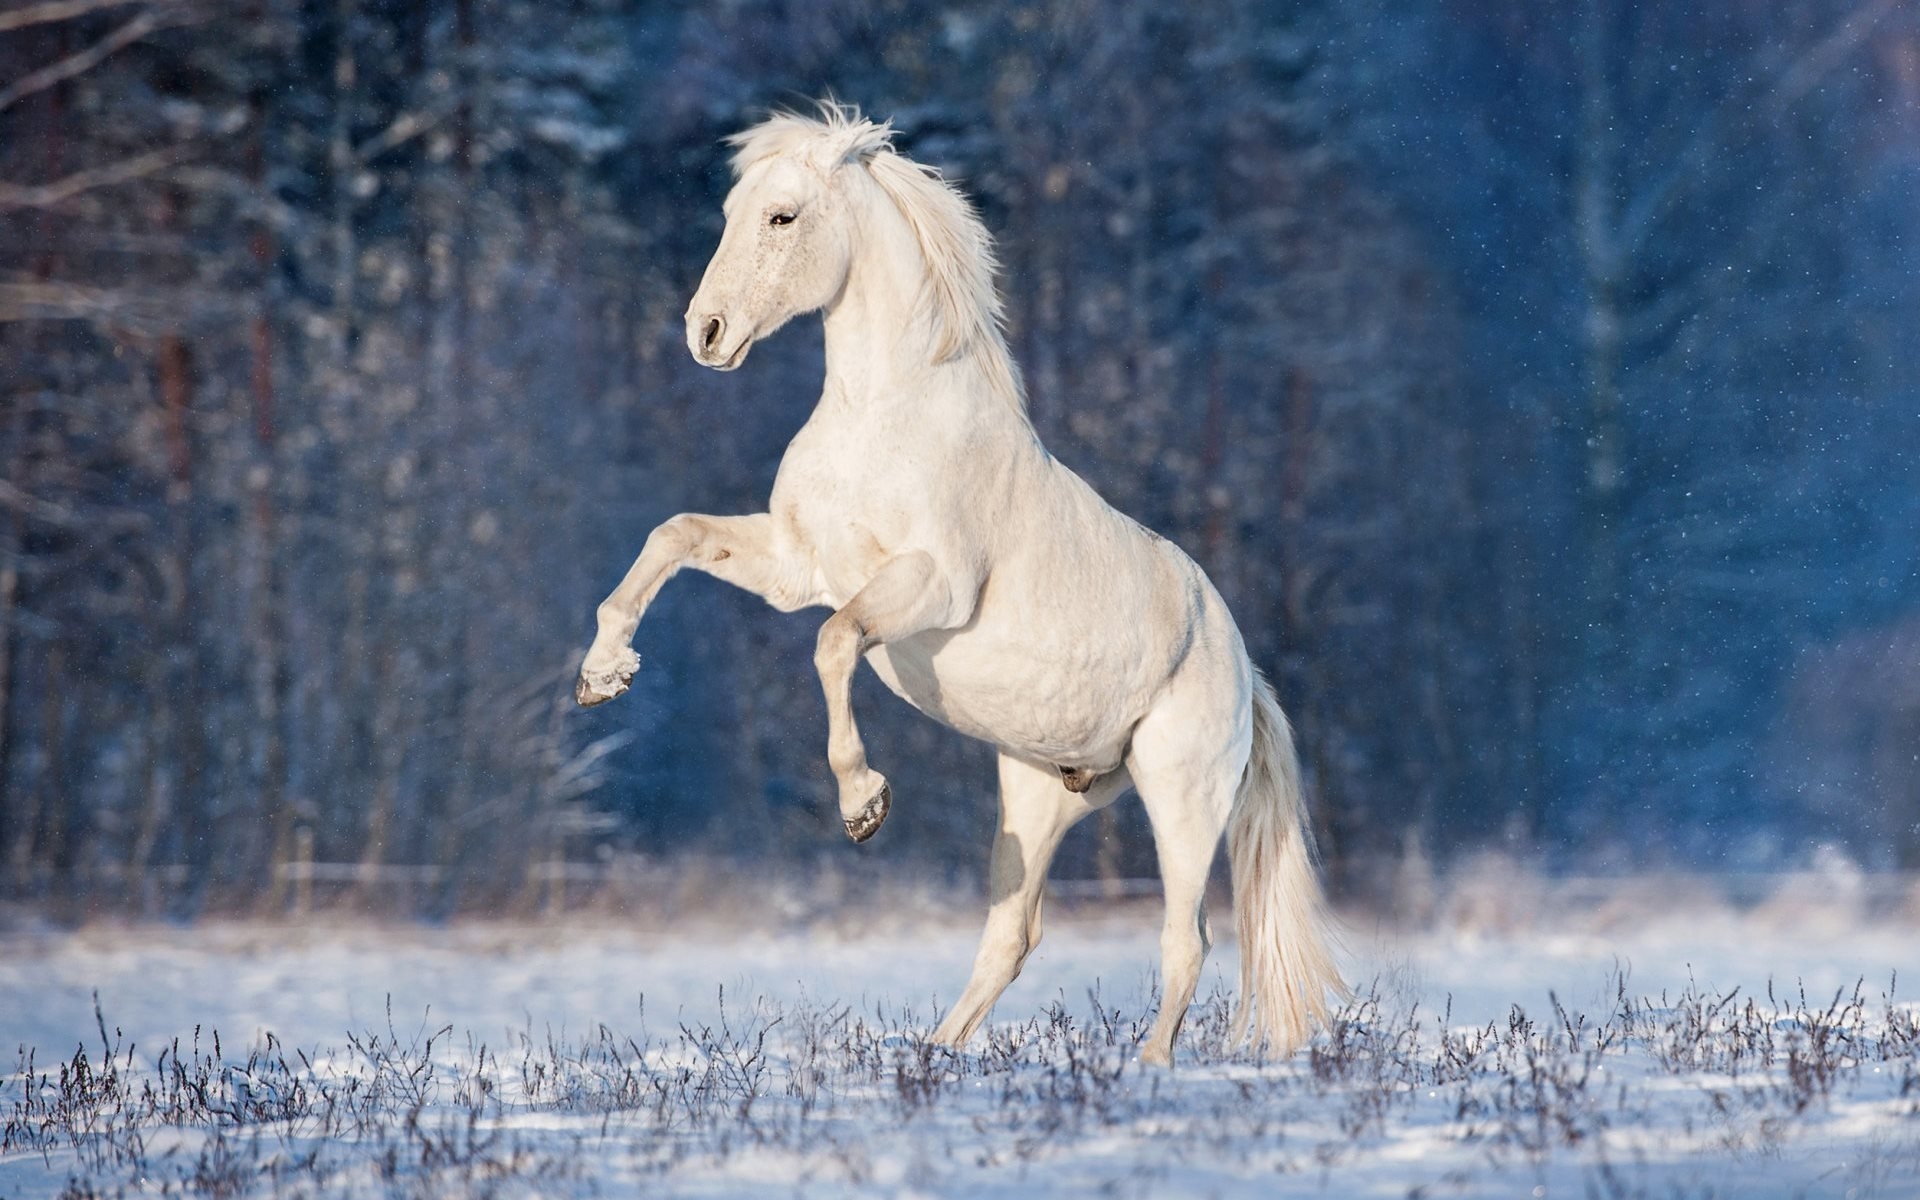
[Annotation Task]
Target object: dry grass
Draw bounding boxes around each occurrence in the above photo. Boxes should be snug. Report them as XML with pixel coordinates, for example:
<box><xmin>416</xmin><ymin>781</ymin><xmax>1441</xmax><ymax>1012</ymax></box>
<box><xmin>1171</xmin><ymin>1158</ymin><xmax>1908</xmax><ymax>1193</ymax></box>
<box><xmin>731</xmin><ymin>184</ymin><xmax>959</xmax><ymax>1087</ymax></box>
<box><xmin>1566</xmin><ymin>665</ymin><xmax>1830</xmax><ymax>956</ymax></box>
<box><xmin>5</xmin><ymin>963</ymin><xmax>1917</xmax><ymax>1198</ymax></box>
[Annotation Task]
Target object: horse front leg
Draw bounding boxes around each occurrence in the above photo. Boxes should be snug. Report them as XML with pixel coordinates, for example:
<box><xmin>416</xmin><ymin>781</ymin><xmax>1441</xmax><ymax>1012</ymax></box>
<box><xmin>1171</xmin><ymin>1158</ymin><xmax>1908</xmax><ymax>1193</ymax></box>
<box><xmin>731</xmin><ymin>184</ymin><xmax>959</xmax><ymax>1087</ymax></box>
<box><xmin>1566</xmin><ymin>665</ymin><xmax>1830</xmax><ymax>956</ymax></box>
<box><xmin>812</xmin><ymin>550</ymin><xmax>970</xmax><ymax>842</ymax></box>
<box><xmin>577</xmin><ymin>513</ymin><xmax>809</xmax><ymax>706</ymax></box>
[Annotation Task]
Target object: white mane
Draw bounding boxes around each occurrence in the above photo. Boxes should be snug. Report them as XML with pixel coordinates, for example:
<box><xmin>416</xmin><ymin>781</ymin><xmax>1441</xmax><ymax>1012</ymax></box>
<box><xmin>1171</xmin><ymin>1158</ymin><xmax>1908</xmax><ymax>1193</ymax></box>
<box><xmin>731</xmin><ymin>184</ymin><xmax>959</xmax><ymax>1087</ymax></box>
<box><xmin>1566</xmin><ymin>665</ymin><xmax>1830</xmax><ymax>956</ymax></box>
<box><xmin>726</xmin><ymin>102</ymin><xmax>1026</xmax><ymax>415</ymax></box>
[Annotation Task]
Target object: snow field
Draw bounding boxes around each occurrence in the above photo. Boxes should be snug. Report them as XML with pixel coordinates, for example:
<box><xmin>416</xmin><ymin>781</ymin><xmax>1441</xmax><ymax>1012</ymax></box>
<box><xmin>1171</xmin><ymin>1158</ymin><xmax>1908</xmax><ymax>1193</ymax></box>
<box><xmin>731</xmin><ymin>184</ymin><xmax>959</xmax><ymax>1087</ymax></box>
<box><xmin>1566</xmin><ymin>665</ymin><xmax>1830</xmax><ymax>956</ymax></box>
<box><xmin>1</xmin><ymin>885</ymin><xmax>1916</xmax><ymax>1198</ymax></box>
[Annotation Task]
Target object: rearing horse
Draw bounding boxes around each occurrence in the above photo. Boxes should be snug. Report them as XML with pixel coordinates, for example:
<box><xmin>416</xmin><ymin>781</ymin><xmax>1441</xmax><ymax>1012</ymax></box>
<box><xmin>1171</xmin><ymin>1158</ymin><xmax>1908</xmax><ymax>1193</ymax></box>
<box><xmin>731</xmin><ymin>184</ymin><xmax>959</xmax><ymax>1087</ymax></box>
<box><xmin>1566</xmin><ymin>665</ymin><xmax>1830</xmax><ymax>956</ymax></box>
<box><xmin>577</xmin><ymin>103</ymin><xmax>1343</xmax><ymax>1064</ymax></box>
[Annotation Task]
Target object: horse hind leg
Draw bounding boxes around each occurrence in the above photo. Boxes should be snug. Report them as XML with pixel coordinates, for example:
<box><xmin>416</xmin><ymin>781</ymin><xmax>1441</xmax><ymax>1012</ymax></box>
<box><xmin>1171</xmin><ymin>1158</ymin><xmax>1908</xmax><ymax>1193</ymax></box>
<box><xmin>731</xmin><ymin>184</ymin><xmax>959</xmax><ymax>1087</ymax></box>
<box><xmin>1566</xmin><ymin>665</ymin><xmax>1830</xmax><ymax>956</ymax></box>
<box><xmin>931</xmin><ymin>754</ymin><xmax>1126</xmax><ymax>1049</ymax></box>
<box><xmin>1127</xmin><ymin>695</ymin><xmax>1245</xmax><ymax>1067</ymax></box>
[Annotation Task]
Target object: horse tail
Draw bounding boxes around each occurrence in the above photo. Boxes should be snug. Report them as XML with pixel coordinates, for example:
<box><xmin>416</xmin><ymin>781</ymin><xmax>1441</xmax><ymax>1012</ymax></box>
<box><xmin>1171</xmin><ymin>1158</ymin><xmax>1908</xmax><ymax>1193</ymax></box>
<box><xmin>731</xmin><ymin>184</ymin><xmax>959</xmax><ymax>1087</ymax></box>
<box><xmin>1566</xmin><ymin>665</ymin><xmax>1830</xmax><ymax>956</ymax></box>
<box><xmin>1227</xmin><ymin>672</ymin><xmax>1345</xmax><ymax>1053</ymax></box>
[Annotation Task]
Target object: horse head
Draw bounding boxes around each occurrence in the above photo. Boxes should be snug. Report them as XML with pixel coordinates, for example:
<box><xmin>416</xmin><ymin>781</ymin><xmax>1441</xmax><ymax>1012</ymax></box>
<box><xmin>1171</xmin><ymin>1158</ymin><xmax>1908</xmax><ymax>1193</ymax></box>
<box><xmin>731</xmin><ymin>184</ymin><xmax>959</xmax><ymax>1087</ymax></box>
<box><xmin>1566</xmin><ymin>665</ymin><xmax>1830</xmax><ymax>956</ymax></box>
<box><xmin>683</xmin><ymin>103</ymin><xmax>887</xmax><ymax>371</ymax></box>
<box><xmin>684</xmin><ymin>101</ymin><xmax>1014</xmax><ymax>399</ymax></box>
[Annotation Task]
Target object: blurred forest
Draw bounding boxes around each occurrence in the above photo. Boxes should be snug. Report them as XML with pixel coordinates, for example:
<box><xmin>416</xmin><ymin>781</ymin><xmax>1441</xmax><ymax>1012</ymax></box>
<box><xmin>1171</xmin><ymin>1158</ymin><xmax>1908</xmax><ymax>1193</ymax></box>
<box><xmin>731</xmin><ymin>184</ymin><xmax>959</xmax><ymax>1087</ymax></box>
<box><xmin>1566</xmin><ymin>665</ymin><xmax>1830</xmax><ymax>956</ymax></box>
<box><xmin>2</xmin><ymin>0</ymin><xmax>1917</xmax><ymax>916</ymax></box>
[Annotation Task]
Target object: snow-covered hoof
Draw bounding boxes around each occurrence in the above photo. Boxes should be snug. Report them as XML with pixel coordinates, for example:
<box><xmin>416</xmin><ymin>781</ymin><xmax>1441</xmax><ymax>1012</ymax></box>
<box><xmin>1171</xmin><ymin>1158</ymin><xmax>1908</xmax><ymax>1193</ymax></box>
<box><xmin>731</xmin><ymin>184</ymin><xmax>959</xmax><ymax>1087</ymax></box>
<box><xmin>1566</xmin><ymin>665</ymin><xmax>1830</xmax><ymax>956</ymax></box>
<box><xmin>842</xmin><ymin>778</ymin><xmax>891</xmax><ymax>844</ymax></box>
<box><xmin>575</xmin><ymin>647</ymin><xmax>640</xmax><ymax>707</ymax></box>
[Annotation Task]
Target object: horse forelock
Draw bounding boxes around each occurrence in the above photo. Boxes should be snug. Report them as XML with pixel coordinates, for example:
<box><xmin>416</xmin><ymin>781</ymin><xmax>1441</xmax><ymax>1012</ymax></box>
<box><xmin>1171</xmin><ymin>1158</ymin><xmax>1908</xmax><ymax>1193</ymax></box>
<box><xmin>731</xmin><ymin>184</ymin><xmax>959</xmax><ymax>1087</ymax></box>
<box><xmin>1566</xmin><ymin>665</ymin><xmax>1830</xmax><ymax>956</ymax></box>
<box><xmin>725</xmin><ymin>100</ymin><xmax>894</xmax><ymax>178</ymax></box>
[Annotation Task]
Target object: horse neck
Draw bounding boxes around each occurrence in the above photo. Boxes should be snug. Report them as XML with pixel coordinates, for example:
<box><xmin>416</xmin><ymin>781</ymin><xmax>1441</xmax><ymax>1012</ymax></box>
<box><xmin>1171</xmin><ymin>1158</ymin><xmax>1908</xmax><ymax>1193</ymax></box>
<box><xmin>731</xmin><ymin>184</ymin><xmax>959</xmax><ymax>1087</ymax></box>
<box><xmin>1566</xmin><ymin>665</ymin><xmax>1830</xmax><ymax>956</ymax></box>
<box><xmin>819</xmin><ymin>203</ymin><xmax>931</xmax><ymax>403</ymax></box>
<box><xmin>818</xmin><ymin>194</ymin><xmax>1018</xmax><ymax>428</ymax></box>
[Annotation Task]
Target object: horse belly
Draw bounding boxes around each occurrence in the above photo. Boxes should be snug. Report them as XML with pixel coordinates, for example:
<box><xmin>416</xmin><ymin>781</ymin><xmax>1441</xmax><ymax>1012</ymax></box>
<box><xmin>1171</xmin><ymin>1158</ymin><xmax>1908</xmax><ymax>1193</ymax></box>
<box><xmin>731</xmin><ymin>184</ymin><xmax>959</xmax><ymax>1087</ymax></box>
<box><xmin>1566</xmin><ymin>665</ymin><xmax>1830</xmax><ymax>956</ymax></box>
<box><xmin>864</xmin><ymin>628</ymin><xmax>1150</xmax><ymax>767</ymax></box>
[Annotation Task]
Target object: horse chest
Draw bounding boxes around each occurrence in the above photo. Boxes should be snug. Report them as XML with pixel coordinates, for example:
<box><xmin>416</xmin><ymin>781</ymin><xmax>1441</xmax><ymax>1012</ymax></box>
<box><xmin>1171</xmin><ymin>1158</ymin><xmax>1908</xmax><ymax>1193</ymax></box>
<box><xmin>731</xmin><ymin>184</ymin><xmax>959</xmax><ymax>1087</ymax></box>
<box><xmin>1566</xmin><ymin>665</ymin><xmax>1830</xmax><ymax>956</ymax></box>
<box><xmin>771</xmin><ymin>416</ymin><xmax>957</xmax><ymax>603</ymax></box>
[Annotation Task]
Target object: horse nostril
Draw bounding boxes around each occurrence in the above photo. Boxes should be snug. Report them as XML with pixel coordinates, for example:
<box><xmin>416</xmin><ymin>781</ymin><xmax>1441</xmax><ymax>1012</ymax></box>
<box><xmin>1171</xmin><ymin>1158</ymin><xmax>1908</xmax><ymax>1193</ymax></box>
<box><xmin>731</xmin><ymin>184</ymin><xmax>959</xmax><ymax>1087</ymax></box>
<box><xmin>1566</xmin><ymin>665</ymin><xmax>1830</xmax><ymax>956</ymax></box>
<box><xmin>701</xmin><ymin>316</ymin><xmax>723</xmax><ymax>351</ymax></box>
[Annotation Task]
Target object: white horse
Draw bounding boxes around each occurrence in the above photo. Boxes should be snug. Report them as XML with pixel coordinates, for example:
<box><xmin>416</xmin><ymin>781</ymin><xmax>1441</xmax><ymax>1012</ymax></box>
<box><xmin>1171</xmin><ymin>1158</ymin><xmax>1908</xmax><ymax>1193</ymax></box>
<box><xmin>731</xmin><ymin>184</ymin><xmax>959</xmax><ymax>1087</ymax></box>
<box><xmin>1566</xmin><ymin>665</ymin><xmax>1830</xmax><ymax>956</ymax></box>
<box><xmin>577</xmin><ymin>102</ymin><xmax>1343</xmax><ymax>1064</ymax></box>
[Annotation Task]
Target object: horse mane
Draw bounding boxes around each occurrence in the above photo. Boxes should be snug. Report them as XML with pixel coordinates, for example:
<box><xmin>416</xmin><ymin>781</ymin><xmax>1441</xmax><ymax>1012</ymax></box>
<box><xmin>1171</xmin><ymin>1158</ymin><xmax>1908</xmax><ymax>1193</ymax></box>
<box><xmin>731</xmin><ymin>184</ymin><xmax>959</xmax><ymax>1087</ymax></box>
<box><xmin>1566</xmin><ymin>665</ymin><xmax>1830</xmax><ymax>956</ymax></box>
<box><xmin>726</xmin><ymin>102</ymin><xmax>1027</xmax><ymax>417</ymax></box>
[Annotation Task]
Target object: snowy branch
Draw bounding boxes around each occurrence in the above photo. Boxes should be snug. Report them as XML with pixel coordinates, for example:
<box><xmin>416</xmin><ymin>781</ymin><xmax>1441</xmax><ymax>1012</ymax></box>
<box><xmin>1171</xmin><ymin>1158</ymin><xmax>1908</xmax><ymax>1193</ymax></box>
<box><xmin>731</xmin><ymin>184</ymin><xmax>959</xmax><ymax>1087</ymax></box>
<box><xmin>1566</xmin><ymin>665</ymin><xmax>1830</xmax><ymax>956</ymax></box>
<box><xmin>0</xmin><ymin>146</ymin><xmax>189</xmax><ymax>212</ymax></box>
<box><xmin>1616</xmin><ymin>0</ymin><xmax>1902</xmax><ymax>257</ymax></box>
<box><xmin>0</xmin><ymin>0</ymin><xmax>144</xmax><ymax>33</ymax></box>
<box><xmin>1766</xmin><ymin>0</ymin><xmax>1904</xmax><ymax>115</ymax></box>
<box><xmin>0</xmin><ymin>477</ymin><xmax>81</xmax><ymax>529</ymax></box>
<box><xmin>354</xmin><ymin>106</ymin><xmax>451</xmax><ymax>165</ymax></box>
<box><xmin>0</xmin><ymin>6</ymin><xmax>170</xmax><ymax>115</ymax></box>
<box><xmin>0</xmin><ymin>277</ymin><xmax>219</xmax><ymax>327</ymax></box>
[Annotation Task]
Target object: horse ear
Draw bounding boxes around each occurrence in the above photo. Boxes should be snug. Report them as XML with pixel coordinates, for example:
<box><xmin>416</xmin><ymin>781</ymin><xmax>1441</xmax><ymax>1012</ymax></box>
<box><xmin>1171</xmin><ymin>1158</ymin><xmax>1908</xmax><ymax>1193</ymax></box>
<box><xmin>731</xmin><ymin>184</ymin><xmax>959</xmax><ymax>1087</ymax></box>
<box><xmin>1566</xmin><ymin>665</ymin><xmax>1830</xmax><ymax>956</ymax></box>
<box><xmin>816</xmin><ymin>119</ymin><xmax>892</xmax><ymax>171</ymax></box>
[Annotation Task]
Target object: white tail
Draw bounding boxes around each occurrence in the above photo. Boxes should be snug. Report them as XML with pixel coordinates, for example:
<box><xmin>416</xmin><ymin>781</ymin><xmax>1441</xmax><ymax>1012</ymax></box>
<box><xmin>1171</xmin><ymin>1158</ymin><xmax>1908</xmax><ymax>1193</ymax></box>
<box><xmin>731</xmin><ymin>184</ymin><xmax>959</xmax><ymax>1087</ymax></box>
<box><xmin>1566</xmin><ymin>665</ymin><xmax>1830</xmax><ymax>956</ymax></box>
<box><xmin>1228</xmin><ymin>675</ymin><xmax>1346</xmax><ymax>1052</ymax></box>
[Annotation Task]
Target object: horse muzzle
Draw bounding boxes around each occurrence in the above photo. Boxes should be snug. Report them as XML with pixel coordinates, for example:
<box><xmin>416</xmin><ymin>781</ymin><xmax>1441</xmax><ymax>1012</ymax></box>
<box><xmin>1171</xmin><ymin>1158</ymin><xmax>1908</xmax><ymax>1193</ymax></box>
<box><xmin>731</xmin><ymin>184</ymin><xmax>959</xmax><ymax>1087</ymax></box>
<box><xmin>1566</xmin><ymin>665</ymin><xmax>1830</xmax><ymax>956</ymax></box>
<box><xmin>687</xmin><ymin>310</ymin><xmax>752</xmax><ymax>371</ymax></box>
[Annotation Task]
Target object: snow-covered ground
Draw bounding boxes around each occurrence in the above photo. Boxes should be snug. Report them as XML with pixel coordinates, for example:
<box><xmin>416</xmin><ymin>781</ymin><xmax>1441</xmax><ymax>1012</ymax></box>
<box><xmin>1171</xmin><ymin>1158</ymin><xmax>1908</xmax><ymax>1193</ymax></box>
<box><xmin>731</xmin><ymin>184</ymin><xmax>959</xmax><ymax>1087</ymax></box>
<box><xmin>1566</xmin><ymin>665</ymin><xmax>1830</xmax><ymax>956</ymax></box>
<box><xmin>1</xmin><ymin>874</ymin><xmax>1915</xmax><ymax>1198</ymax></box>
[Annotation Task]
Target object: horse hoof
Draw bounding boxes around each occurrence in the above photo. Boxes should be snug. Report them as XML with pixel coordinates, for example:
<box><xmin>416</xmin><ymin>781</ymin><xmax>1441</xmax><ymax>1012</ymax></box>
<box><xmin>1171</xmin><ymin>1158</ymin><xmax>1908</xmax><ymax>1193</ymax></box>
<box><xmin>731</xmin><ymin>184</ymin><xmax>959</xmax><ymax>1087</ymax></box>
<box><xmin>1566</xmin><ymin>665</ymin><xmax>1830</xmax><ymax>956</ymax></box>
<box><xmin>843</xmin><ymin>780</ymin><xmax>891</xmax><ymax>844</ymax></box>
<box><xmin>575</xmin><ymin>648</ymin><xmax>640</xmax><ymax>707</ymax></box>
<box><xmin>1058</xmin><ymin>765</ymin><xmax>1096</xmax><ymax>793</ymax></box>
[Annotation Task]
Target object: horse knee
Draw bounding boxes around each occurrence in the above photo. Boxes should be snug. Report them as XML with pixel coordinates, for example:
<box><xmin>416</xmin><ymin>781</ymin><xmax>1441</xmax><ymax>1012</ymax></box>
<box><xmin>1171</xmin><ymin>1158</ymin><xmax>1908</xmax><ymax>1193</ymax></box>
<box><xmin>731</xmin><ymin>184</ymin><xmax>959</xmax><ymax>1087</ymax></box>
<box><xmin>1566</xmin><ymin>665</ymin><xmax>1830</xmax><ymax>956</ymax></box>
<box><xmin>647</xmin><ymin>515</ymin><xmax>699</xmax><ymax>561</ymax></box>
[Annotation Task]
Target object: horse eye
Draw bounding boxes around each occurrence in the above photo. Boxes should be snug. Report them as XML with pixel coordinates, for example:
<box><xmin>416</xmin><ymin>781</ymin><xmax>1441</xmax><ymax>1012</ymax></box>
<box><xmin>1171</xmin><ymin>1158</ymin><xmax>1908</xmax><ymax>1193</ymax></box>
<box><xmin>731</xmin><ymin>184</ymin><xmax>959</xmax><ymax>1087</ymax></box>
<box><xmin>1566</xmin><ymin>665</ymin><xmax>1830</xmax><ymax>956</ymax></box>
<box><xmin>769</xmin><ymin>212</ymin><xmax>796</xmax><ymax>227</ymax></box>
